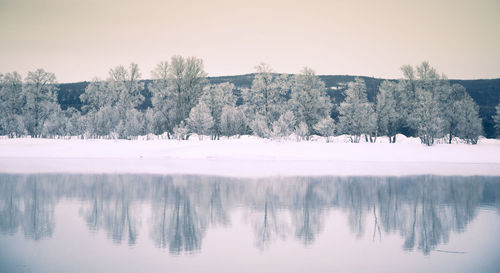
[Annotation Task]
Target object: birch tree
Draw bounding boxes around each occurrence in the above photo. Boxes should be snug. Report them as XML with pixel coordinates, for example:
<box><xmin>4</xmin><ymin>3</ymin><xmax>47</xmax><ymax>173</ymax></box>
<box><xmin>456</xmin><ymin>95</ymin><xmax>482</xmax><ymax>144</ymax></box>
<box><xmin>243</xmin><ymin>64</ymin><xmax>291</xmax><ymax>127</ymax></box>
<box><xmin>0</xmin><ymin>72</ymin><xmax>25</xmax><ymax>136</ymax></box>
<box><xmin>107</xmin><ymin>63</ymin><xmax>144</xmax><ymax>114</ymax></box>
<box><xmin>187</xmin><ymin>102</ymin><xmax>213</xmax><ymax>140</ymax></box>
<box><xmin>338</xmin><ymin>78</ymin><xmax>376</xmax><ymax>143</ymax></box>
<box><xmin>494</xmin><ymin>103</ymin><xmax>500</xmax><ymax>137</ymax></box>
<box><xmin>22</xmin><ymin>69</ymin><xmax>59</xmax><ymax>137</ymax></box>
<box><xmin>80</xmin><ymin>63</ymin><xmax>144</xmax><ymax>137</ymax></box>
<box><xmin>401</xmin><ymin>62</ymin><xmax>451</xmax><ymax>145</ymax></box>
<box><xmin>168</xmin><ymin>56</ymin><xmax>208</xmax><ymax>125</ymax></box>
<box><xmin>376</xmin><ymin>80</ymin><xmax>402</xmax><ymax>143</ymax></box>
<box><xmin>150</xmin><ymin>61</ymin><xmax>175</xmax><ymax>134</ymax></box>
<box><xmin>220</xmin><ymin>106</ymin><xmax>247</xmax><ymax>137</ymax></box>
<box><xmin>442</xmin><ymin>84</ymin><xmax>482</xmax><ymax>143</ymax></box>
<box><xmin>272</xmin><ymin>111</ymin><xmax>296</xmax><ymax>138</ymax></box>
<box><xmin>200</xmin><ymin>83</ymin><xmax>236</xmax><ymax>139</ymax></box>
<box><xmin>313</xmin><ymin>117</ymin><xmax>336</xmax><ymax>142</ymax></box>
<box><xmin>289</xmin><ymin>67</ymin><xmax>332</xmax><ymax>134</ymax></box>
<box><xmin>409</xmin><ymin>88</ymin><xmax>443</xmax><ymax>146</ymax></box>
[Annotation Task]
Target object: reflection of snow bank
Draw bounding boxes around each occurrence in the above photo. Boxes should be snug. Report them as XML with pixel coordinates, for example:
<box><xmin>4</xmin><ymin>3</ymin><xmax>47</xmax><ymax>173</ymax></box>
<box><xmin>1</xmin><ymin>137</ymin><xmax>500</xmax><ymax>177</ymax></box>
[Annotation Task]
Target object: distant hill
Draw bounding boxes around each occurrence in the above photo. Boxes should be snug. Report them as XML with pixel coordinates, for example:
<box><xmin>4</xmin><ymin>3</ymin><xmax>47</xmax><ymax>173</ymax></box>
<box><xmin>57</xmin><ymin>74</ymin><xmax>500</xmax><ymax>138</ymax></box>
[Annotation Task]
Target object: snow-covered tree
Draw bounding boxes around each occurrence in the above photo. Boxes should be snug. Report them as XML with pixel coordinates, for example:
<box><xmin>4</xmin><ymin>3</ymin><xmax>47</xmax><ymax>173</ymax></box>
<box><xmin>338</xmin><ymin>78</ymin><xmax>376</xmax><ymax>143</ymax></box>
<box><xmin>22</xmin><ymin>69</ymin><xmax>59</xmax><ymax>137</ymax></box>
<box><xmin>200</xmin><ymin>83</ymin><xmax>236</xmax><ymax>139</ymax></box>
<box><xmin>313</xmin><ymin>117</ymin><xmax>336</xmax><ymax>142</ymax></box>
<box><xmin>493</xmin><ymin>103</ymin><xmax>500</xmax><ymax>138</ymax></box>
<box><xmin>442</xmin><ymin>84</ymin><xmax>482</xmax><ymax>144</ymax></box>
<box><xmin>295</xmin><ymin>121</ymin><xmax>309</xmax><ymax>141</ymax></box>
<box><xmin>80</xmin><ymin>64</ymin><xmax>144</xmax><ymax>138</ymax></box>
<box><xmin>187</xmin><ymin>102</ymin><xmax>213</xmax><ymax>139</ymax></box>
<box><xmin>42</xmin><ymin>107</ymin><xmax>67</xmax><ymax>137</ymax></box>
<box><xmin>80</xmin><ymin>78</ymin><xmax>114</xmax><ymax>113</ymax></box>
<box><xmin>399</xmin><ymin>62</ymin><xmax>457</xmax><ymax>145</ymax></box>
<box><xmin>272</xmin><ymin>111</ymin><xmax>296</xmax><ymax>138</ymax></box>
<box><xmin>143</xmin><ymin>108</ymin><xmax>156</xmax><ymax>135</ymax></box>
<box><xmin>456</xmin><ymin>96</ymin><xmax>483</xmax><ymax>144</ymax></box>
<box><xmin>0</xmin><ymin>72</ymin><xmax>25</xmax><ymax>136</ymax></box>
<box><xmin>120</xmin><ymin>109</ymin><xmax>145</xmax><ymax>138</ymax></box>
<box><xmin>168</xmin><ymin>56</ymin><xmax>208</xmax><ymax>125</ymax></box>
<box><xmin>220</xmin><ymin>106</ymin><xmax>247</xmax><ymax>137</ymax></box>
<box><xmin>398</xmin><ymin>62</ymin><xmax>445</xmax><ymax>137</ymax></box>
<box><xmin>149</xmin><ymin>61</ymin><xmax>175</xmax><ymax>134</ymax></box>
<box><xmin>289</xmin><ymin>68</ymin><xmax>332</xmax><ymax>134</ymax></box>
<box><xmin>87</xmin><ymin>106</ymin><xmax>121</xmax><ymax>137</ymax></box>
<box><xmin>250</xmin><ymin>114</ymin><xmax>271</xmax><ymax>138</ymax></box>
<box><xmin>173</xmin><ymin>121</ymin><xmax>189</xmax><ymax>140</ymax></box>
<box><xmin>243</xmin><ymin>64</ymin><xmax>291</xmax><ymax>126</ymax></box>
<box><xmin>107</xmin><ymin>63</ymin><xmax>144</xmax><ymax>114</ymax></box>
<box><xmin>410</xmin><ymin>89</ymin><xmax>443</xmax><ymax>146</ymax></box>
<box><xmin>376</xmin><ymin>80</ymin><xmax>402</xmax><ymax>143</ymax></box>
<box><xmin>64</xmin><ymin>107</ymin><xmax>86</xmax><ymax>136</ymax></box>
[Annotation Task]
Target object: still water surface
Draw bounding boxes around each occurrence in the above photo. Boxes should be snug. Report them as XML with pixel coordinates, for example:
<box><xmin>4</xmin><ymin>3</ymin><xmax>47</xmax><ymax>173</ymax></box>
<box><xmin>0</xmin><ymin>174</ymin><xmax>499</xmax><ymax>272</ymax></box>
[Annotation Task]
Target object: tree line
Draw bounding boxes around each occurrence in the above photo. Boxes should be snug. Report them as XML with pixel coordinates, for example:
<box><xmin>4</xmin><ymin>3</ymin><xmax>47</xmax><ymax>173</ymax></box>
<box><xmin>1</xmin><ymin>56</ymin><xmax>499</xmax><ymax>145</ymax></box>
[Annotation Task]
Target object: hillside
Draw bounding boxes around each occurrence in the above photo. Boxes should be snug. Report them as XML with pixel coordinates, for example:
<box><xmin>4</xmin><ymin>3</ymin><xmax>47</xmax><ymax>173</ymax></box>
<box><xmin>56</xmin><ymin>75</ymin><xmax>500</xmax><ymax>138</ymax></box>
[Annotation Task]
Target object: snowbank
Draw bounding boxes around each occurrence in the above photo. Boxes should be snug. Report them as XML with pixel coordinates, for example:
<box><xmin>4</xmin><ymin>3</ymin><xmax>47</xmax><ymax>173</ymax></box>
<box><xmin>1</xmin><ymin>137</ymin><xmax>500</xmax><ymax>177</ymax></box>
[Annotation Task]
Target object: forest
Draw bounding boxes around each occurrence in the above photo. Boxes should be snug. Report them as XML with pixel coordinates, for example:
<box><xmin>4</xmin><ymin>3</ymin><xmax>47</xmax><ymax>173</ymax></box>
<box><xmin>1</xmin><ymin>56</ymin><xmax>499</xmax><ymax>146</ymax></box>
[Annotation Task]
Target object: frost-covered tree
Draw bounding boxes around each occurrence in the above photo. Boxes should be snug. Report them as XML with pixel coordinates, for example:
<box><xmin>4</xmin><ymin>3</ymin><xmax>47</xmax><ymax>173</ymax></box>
<box><xmin>338</xmin><ymin>78</ymin><xmax>376</xmax><ymax>143</ymax></box>
<box><xmin>64</xmin><ymin>107</ymin><xmax>86</xmax><ymax>136</ymax></box>
<box><xmin>410</xmin><ymin>89</ymin><xmax>443</xmax><ymax>146</ymax></box>
<box><xmin>400</xmin><ymin>62</ymin><xmax>457</xmax><ymax>145</ymax></box>
<box><xmin>143</xmin><ymin>108</ymin><xmax>156</xmax><ymax>135</ymax></box>
<box><xmin>173</xmin><ymin>121</ymin><xmax>189</xmax><ymax>140</ymax></box>
<box><xmin>149</xmin><ymin>61</ymin><xmax>175</xmax><ymax>134</ymax></box>
<box><xmin>376</xmin><ymin>80</ymin><xmax>402</xmax><ymax>143</ymax></box>
<box><xmin>313</xmin><ymin>117</ymin><xmax>336</xmax><ymax>142</ymax></box>
<box><xmin>295</xmin><ymin>121</ymin><xmax>309</xmax><ymax>141</ymax></box>
<box><xmin>200</xmin><ymin>83</ymin><xmax>236</xmax><ymax>139</ymax></box>
<box><xmin>42</xmin><ymin>107</ymin><xmax>68</xmax><ymax>137</ymax></box>
<box><xmin>442</xmin><ymin>84</ymin><xmax>482</xmax><ymax>144</ymax></box>
<box><xmin>250</xmin><ymin>114</ymin><xmax>271</xmax><ymax>138</ymax></box>
<box><xmin>187</xmin><ymin>102</ymin><xmax>213</xmax><ymax>139</ymax></box>
<box><xmin>493</xmin><ymin>103</ymin><xmax>500</xmax><ymax>138</ymax></box>
<box><xmin>456</xmin><ymin>96</ymin><xmax>483</xmax><ymax>144</ymax></box>
<box><xmin>398</xmin><ymin>62</ymin><xmax>444</xmax><ymax>137</ymax></box>
<box><xmin>220</xmin><ymin>106</ymin><xmax>247</xmax><ymax>137</ymax></box>
<box><xmin>80</xmin><ymin>78</ymin><xmax>114</xmax><ymax>113</ymax></box>
<box><xmin>86</xmin><ymin>106</ymin><xmax>121</xmax><ymax>137</ymax></box>
<box><xmin>272</xmin><ymin>111</ymin><xmax>296</xmax><ymax>138</ymax></box>
<box><xmin>120</xmin><ymin>109</ymin><xmax>145</xmax><ymax>138</ymax></box>
<box><xmin>0</xmin><ymin>72</ymin><xmax>25</xmax><ymax>136</ymax></box>
<box><xmin>168</xmin><ymin>56</ymin><xmax>208</xmax><ymax>125</ymax></box>
<box><xmin>80</xmin><ymin>64</ymin><xmax>144</xmax><ymax>137</ymax></box>
<box><xmin>107</xmin><ymin>63</ymin><xmax>144</xmax><ymax>114</ymax></box>
<box><xmin>22</xmin><ymin>69</ymin><xmax>59</xmax><ymax>137</ymax></box>
<box><xmin>290</xmin><ymin>68</ymin><xmax>332</xmax><ymax>134</ymax></box>
<box><xmin>243</xmin><ymin>64</ymin><xmax>291</xmax><ymax>126</ymax></box>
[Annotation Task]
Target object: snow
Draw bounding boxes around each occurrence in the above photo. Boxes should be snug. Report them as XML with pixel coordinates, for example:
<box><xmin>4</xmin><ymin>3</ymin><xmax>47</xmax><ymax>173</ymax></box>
<box><xmin>1</xmin><ymin>137</ymin><xmax>500</xmax><ymax>177</ymax></box>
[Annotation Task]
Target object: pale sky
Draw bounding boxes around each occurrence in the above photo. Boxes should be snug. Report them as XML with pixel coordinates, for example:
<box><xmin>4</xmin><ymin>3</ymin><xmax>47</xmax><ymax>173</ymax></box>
<box><xmin>1</xmin><ymin>0</ymin><xmax>499</xmax><ymax>82</ymax></box>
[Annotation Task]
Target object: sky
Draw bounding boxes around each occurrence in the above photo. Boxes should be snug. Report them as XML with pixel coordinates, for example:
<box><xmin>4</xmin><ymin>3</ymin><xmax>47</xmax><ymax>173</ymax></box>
<box><xmin>0</xmin><ymin>0</ymin><xmax>499</xmax><ymax>83</ymax></box>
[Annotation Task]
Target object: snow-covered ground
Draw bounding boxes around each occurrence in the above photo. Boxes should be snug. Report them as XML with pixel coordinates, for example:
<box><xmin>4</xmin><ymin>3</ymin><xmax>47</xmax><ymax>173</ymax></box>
<box><xmin>1</xmin><ymin>135</ymin><xmax>500</xmax><ymax>177</ymax></box>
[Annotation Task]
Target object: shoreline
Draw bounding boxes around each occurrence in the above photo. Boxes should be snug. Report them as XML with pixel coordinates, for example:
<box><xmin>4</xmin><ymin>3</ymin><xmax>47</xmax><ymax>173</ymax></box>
<box><xmin>1</xmin><ymin>138</ymin><xmax>500</xmax><ymax>177</ymax></box>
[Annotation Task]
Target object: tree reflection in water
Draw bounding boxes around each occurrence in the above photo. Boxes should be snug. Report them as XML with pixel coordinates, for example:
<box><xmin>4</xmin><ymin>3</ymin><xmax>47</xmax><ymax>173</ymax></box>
<box><xmin>0</xmin><ymin>174</ymin><xmax>498</xmax><ymax>255</ymax></box>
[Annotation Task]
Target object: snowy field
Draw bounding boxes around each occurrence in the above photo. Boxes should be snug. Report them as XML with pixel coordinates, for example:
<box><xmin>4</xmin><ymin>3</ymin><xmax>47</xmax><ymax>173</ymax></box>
<box><xmin>1</xmin><ymin>135</ymin><xmax>500</xmax><ymax>177</ymax></box>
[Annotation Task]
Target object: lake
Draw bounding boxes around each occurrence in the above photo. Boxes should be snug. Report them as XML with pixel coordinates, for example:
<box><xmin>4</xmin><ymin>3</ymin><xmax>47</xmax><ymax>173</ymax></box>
<box><xmin>0</xmin><ymin>174</ymin><xmax>499</xmax><ymax>273</ymax></box>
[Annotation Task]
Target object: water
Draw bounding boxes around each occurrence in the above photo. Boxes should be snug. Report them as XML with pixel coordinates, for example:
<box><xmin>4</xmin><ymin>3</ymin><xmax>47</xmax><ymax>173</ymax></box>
<box><xmin>0</xmin><ymin>174</ymin><xmax>499</xmax><ymax>273</ymax></box>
